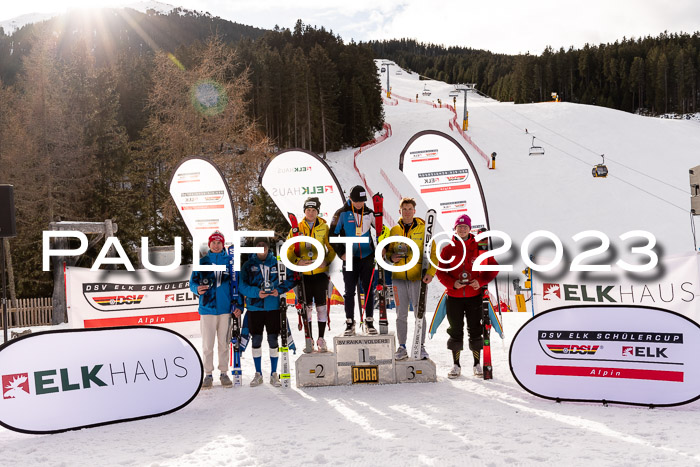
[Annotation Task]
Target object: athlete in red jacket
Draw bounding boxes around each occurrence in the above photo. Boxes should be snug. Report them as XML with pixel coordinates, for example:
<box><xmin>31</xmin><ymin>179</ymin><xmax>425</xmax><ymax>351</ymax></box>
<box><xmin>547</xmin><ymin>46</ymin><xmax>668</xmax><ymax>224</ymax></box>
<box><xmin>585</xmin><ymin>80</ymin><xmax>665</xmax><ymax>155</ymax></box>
<box><xmin>436</xmin><ymin>214</ymin><xmax>498</xmax><ymax>378</ymax></box>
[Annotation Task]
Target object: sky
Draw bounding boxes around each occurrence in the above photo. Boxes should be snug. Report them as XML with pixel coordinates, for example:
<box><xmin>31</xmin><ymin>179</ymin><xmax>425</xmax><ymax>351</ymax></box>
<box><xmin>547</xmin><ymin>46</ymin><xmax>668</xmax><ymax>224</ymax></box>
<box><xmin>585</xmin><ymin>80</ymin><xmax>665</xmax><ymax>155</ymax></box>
<box><xmin>1</xmin><ymin>0</ymin><xmax>699</xmax><ymax>55</ymax></box>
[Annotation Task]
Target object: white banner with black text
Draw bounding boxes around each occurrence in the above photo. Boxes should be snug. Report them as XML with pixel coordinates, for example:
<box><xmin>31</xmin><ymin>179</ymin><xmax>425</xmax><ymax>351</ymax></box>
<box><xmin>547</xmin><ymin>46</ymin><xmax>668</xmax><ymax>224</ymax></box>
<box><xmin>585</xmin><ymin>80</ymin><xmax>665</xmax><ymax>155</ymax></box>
<box><xmin>66</xmin><ymin>265</ymin><xmax>200</xmax><ymax>337</ymax></box>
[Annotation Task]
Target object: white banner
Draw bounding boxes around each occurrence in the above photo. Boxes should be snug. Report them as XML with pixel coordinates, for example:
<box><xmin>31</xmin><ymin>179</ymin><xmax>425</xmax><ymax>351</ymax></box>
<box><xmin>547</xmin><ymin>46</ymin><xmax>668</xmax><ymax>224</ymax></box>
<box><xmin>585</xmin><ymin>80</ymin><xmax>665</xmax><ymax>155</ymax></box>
<box><xmin>169</xmin><ymin>156</ymin><xmax>237</xmax><ymax>247</ymax></box>
<box><xmin>260</xmin><ymin>149</ymin><xmax>345</xmax><ymax>222</ymax></box>
<box><xmin>261</xmin><ymin>149</ymin><xmax>346</xmax><ymax>291</ymax></box>
<box><xmin>66</xmin><ymin>266</ymin><xmax>201</xmax><ymax>337</ymax></box>
<box><xmin>534</xmin><ymin>252</ymin><xmax>700</xmax><ymax>323</ymax></box>
<box><xmin>399</xmin><ymin>130</ymin><xmax>490</xmax><ymax>233</ymax></box>
<box><xmin>509</xmin><ymin>305</ymin><xmax>700</xmax><ymax>407</ymax></box>
<box><xmin>0</xmin><ymin>327</ymin><xmax>202</xmax><ymax>434</ymax></box>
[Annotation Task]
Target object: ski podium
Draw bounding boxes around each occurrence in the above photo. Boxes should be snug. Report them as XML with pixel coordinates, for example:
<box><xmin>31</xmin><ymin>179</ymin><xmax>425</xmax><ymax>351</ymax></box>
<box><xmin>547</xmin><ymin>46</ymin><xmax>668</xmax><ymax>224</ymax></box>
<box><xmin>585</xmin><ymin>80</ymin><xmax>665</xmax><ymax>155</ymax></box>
<box><xmin>296</xmin><ymin>332</ymin><xmax>437</xmax><ymax>386</ymax></box>
<box><xmin>295</xmin><ymin>202</ymin><xmax>437</xmax><ymax>387</ymax></box>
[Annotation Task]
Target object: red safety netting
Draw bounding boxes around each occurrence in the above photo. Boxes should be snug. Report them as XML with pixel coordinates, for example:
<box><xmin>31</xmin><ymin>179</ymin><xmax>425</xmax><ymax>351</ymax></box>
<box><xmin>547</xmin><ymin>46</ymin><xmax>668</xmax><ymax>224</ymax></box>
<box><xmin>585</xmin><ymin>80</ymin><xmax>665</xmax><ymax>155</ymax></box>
<box><xmin>380</xmin><ymin>168</ymin><xmax>402</xmax><ymax>200</ymax></box>
<box><xmin>390</xmin><ymin>92</ymin><xmax>491</xmax><ymax>167</ymax></box>
<box><xmin>352</xmin><ymin>122</ymin><xmax>397</xmax><ymax>225</ymax></box>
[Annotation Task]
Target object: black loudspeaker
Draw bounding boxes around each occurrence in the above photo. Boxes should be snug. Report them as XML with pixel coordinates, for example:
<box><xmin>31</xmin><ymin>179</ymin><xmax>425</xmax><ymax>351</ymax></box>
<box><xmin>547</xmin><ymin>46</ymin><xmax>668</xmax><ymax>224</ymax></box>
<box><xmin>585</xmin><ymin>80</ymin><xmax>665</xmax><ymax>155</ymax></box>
<box><xmin>0</xmin><ymin>185</ymin><xmax>17</xmax><ymax>238</ymax></box>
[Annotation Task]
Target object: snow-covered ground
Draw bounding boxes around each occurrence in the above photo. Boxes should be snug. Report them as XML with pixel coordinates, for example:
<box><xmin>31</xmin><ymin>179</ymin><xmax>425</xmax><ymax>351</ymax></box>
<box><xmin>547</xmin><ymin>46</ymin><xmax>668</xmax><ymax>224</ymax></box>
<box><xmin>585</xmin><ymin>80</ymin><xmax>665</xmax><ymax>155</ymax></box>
<box><xmin>3</xmin><ymin>61</ymin><xmax>700</xmax><ymax>466</ymax></box>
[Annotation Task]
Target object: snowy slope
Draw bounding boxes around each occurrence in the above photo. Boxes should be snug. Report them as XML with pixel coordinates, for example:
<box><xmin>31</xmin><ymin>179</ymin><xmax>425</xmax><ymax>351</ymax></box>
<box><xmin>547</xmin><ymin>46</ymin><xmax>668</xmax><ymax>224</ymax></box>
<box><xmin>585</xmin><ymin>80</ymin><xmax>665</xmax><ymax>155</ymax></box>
<box><xmin>3</xmin><ymin>61</ymin><xmax>700</xmax><ymax>466</ymax></box>
<box><xmin>0</xmin><ymin>13</ymin><xmax>55</xmax><ymax>35</ymax></box>
<box><xmin>356</xmin><ymin>60</ymin><xmax>700</xmax><ymax>258</ymax></box>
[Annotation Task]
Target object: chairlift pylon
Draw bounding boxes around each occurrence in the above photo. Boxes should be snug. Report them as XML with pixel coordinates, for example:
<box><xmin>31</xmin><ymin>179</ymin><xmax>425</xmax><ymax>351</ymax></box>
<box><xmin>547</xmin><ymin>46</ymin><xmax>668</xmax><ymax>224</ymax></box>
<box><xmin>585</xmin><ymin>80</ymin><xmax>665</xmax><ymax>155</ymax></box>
<box><xmin>592</xmin><ymin>154</ymin><xmax>608</xmax><ymax>178</ymax></box>
<box><xmin>529</xmin><ymin>136</ymin><xmax>545</xmax><ymax>156</ymax></box>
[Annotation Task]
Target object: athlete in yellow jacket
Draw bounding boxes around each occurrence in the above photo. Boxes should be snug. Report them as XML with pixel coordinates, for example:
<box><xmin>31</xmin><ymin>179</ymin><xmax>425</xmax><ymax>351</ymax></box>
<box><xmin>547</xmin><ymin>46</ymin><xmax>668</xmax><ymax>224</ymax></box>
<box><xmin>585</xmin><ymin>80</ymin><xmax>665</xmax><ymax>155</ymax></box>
<box><xmin>286</xmin><ymin>197</ymin><xmax>337</xmax><ymax>352</ymax></box>
<box><xmin>384</xmin><ymin>197</ymin><xmax>437</xmax><ymax>360</ymax></box>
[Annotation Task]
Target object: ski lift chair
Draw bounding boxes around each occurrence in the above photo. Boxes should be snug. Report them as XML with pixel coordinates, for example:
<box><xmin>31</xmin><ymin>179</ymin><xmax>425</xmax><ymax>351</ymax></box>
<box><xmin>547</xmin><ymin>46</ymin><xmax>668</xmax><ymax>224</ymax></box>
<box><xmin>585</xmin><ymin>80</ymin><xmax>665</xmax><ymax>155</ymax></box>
<box><xmin>529</xmin><ymin>136</ymin><xmax>545</xmax><ymax>156</ymax></box>
<box><xmin>422</xmin><ymin>85</ymin><xmax>431</xmax><ymax>96</ymax></box>
<box><xmin>381</xmin><ymin>67</ymin><xmax>386</xmax><ymax>73</ymax></box>
<box><xmin>592</xmin><ymin>154</ymin><xmax>608</xmax><ymax>178</ymax></box>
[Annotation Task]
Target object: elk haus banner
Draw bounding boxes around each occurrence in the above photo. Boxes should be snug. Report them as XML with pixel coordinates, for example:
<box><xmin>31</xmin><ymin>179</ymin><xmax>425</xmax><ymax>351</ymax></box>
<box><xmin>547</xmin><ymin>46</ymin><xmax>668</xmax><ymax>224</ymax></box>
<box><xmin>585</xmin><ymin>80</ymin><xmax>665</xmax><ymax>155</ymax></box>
<box><xmin>260</xmin><ymin>149</ymin><xmax>346</xmax><ymax>222</ymax></box>
<box><xmin>534</xmin><ymin>252</ymin><xmax>700</xmax><ymax>323</ymax></box>
<box><xmin>0</xmin><ymin>327</ymin><xmax>203</xmax><ymax>434</ymax></box>
<box><xmin>66</xmin><ymin>265</ymin><xmax>201</xmax><ymax>337</ymax></box>
<box><xmin>260</xmin><ymin>148</ymin><xmax>347</xmax><ymax>292</ymax></box>
<box><xmin>509</xmin><ymin>305</ymin><xmax>700</xmax><ymax>407</ymax></box>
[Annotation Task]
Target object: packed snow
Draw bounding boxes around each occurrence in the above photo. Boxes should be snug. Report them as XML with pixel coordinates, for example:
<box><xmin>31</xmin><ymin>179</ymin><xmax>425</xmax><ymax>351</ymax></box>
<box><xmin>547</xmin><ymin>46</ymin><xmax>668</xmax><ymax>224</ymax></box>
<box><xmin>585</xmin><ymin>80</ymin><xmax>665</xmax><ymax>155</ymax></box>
<box><xmin>2</xmin><ymin>60</ymin><xmax>700</xmax><ymax>466</ymax></box>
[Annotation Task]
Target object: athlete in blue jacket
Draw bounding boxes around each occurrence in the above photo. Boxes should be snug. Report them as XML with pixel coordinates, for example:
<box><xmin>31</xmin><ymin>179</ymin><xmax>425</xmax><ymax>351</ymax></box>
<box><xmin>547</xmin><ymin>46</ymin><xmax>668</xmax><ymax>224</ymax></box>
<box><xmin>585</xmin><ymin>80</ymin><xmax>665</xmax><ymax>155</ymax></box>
<box><xmin>329</xmin><ymin>185</ymin><xmax>378</xmax><ymax>336</ymax></box>
<box><xmin>239</xmin><ymin>237</ymin><xmax>296</xmax><ymax>387</ymax></box>
<box><xmin>190</xmin><ymin>231</ymin><xmax>239</xmax><ymax>390</ymax></box>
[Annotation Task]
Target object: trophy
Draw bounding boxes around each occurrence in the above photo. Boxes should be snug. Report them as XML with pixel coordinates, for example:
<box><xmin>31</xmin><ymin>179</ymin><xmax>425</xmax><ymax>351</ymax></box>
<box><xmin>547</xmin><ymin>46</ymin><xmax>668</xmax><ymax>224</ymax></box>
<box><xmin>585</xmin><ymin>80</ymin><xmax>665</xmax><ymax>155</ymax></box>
<box><xmin>200</xmin><ymin>276</ymin><xmax>213</xmax><ymax>296</ymax></box>
<box><xmin>459</xmin><ymin>272</ymin><xmax>471</xmax><ymax>285</ymax></box>
<box><xmin>262</xmin><ymin>280</ymin><xmax>273</xmax><ymax>293</ymax></box>
<box><xmin>396</xmin><ymin>243</ymin><xmax>408</xmax><ymax>259</ymax></box>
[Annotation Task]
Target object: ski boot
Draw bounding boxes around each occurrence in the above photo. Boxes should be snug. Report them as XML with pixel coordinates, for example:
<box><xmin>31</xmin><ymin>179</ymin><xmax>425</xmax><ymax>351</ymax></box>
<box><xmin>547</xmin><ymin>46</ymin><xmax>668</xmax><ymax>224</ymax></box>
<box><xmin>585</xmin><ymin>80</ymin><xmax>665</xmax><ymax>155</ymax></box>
<box><xmin>364</xmin><ymin>316</ymin><xmax>378</xmax><ymax>335</ymax></box>
<box><xmin>250</xmin><ymin>372</ymin><xmax>263</xmax><ymax>387</ymax></box>
<box><xmin>448</xmin><ymin>365</ymin><xmax>461</xmax><ymax>379</ymax></box>
<box><xmin>344</xmin><ymin>319</ymin><xmax>355</xmax><ymax>336</ymax></box>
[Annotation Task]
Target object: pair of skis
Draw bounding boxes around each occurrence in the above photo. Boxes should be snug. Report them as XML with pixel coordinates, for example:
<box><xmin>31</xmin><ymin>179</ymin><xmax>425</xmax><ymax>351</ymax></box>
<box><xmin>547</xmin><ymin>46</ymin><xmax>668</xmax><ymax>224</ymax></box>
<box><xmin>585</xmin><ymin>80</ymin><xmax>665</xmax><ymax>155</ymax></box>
<box><xmin>372</xmin><ymin>194</ymin><xmax>389</xmax><ymax>334</ymax></box>
<box><xmin>275</xmin><ymin>240</ymin><xmax>292</xmax><ymax>389</ymax></box>
<box><xmin>410</xmin><ymin>209</ymin><xmax>436</xmax><ymax>360</ymax></box>
<box><xmin>477</xmin><ymin>229</ymin><xmax>493</xmax><ymax>380</ymax></box>
<box><xmin>287</xmin><ymin>213</ymin><xmax>314</xmax><ymax>353</ymax></box>
<box><xmin>227</xmin><ymin>245</ymin><xmax>243</xmax><ymax>387</ymax></box>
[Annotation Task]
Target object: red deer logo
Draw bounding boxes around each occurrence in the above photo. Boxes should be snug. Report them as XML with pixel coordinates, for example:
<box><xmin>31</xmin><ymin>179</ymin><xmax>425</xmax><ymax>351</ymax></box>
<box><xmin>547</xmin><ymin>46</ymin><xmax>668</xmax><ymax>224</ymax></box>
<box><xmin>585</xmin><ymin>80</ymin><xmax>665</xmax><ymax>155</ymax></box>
<box><xmin>3</xmin><ymin>373</ymin><xmax>30</xmax><ymax>399</ymax></box>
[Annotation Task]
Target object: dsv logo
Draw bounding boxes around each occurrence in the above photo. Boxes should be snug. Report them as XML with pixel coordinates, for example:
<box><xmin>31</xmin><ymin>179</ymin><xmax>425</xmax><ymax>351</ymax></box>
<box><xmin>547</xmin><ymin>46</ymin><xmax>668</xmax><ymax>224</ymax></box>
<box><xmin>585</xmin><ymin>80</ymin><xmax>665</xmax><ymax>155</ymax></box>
<box><xmin>92</xmin><ymin>295</ymin><xmax>145</xmax><ymax>306</ymax></box>
<box><xmin>546</xmin><ymin>344</ymin><xmax>600</xmax><ymax>355</ymax></box>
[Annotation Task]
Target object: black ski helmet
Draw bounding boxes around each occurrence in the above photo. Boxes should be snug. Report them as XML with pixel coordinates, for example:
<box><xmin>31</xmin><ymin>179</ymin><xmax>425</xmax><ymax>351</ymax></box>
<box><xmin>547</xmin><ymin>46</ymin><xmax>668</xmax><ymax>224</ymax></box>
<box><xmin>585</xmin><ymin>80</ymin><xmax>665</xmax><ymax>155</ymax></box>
<box><xmin>303</xmin><ymin>197</ymin><xmax>321</xmax><ymax>212</ymax></box>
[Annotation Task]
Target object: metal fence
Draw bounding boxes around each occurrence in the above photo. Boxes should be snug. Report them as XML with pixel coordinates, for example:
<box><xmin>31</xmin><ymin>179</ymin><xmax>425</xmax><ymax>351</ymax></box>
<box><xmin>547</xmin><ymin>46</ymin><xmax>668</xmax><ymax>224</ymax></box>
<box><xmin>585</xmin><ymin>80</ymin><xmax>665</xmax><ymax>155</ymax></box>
<box><xmin>0</xmin><ymin>298</ymin><xmax>53</xmax><ymax>328</ymax></box>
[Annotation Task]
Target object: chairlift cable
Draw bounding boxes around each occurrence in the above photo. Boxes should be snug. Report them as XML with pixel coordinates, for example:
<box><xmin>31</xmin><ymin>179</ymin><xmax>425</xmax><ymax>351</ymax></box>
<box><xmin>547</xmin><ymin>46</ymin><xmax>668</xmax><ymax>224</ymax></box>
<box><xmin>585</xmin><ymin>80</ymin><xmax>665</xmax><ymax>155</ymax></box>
<box><xmin>510</xmin><ymin>109</ymin><xmax>687</xmax><ymax>194</ymax></box>
<box><xmin>481</xmin><ymin>106</ymin><xmax>688</xmax><ymax>212</ymax></box>
<box><xmin>531</xmin><ymin>134</ymin><xmax>687</xmax><ymax>212</ymax></box>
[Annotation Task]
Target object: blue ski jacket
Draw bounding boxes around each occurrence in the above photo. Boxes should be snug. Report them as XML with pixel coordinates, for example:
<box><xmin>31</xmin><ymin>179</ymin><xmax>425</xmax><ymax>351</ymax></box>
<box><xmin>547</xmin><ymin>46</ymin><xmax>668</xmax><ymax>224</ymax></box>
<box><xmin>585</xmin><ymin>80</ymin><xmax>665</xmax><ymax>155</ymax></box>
<box><xmin>239</xmin><ymin>251</ymin><xmax>296</xmax><ymax>311</ymax></box>
<box><xmin>189</xmin><ymin>251</ymin><xmax>232</xmax><ymax>316</ymax></box>
<box><xmin>329</xmin><ymin>200</ymin><xmax>375</xmax><ymax>259</ymax></box>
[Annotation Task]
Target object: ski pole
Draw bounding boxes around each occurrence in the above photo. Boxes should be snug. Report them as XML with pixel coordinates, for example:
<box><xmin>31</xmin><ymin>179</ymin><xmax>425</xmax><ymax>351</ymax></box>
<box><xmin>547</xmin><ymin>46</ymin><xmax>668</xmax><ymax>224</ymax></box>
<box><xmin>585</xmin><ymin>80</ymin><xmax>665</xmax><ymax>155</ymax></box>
<box><xmin>362</xmin><ymin>265</ymin><xmax>377</xmax><ymax>320</ymax></box>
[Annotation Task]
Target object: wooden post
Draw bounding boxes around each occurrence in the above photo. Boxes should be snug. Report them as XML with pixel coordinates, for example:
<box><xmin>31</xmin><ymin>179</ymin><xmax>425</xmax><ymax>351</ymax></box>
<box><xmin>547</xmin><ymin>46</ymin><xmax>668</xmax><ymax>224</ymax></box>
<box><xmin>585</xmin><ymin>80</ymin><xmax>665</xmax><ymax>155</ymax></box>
<box><xmin>104</xmin><ymin>219</ymin><xmax>117</xmax><ymax>270</ymax></box>
<box><xmin>3</xmin><ymin>238</ymin><xmax>17</xmax><ymax>308</ymax></box>
<box><xmin>51</xmin><ymin>236</ymin><xmax>68</xmax><ymax>324</ymax></box>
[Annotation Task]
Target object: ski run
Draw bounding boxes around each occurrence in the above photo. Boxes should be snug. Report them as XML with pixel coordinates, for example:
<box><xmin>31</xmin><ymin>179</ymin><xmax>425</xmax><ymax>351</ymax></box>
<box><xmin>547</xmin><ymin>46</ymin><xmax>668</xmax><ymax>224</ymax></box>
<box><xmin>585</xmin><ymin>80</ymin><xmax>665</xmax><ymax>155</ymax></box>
<box><xmin>2</xmin><ymin>60</ymin><xmax>700</xmax><ymax>466</ymax></box>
